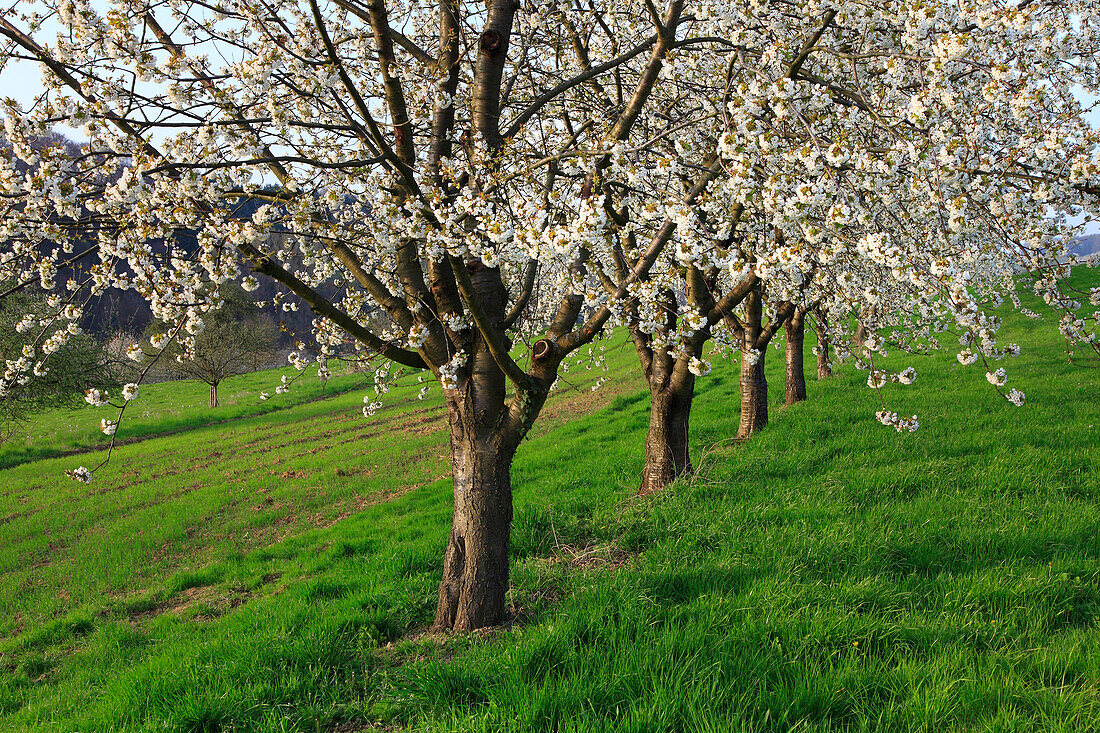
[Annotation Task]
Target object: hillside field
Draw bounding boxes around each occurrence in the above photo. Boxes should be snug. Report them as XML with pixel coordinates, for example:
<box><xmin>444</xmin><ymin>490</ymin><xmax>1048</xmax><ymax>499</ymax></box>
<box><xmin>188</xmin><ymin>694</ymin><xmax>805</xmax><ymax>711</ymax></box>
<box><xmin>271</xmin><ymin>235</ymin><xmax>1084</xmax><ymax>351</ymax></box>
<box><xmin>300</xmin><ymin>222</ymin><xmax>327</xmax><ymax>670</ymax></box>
<box><xmin>1</xmin><ymin>276</ymin><xmax>1099</xmax><ymax>731</ymax></box>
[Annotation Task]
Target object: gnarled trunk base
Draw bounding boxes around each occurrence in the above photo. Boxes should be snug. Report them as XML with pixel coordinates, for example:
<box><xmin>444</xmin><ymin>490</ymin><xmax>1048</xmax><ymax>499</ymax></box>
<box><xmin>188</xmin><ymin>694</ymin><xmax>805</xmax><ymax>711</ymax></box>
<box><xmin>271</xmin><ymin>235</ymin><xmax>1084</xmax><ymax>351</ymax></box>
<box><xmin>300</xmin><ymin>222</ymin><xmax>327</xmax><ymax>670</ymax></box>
<box><xmin>433</xmin><ymin>431</ymin><xmax>515</xmax><ymax>632</ymax></box>
<box><xmin>639</xmin><ymin>378</ymin><xmax>695</xmax><ymax>495</ymax></box>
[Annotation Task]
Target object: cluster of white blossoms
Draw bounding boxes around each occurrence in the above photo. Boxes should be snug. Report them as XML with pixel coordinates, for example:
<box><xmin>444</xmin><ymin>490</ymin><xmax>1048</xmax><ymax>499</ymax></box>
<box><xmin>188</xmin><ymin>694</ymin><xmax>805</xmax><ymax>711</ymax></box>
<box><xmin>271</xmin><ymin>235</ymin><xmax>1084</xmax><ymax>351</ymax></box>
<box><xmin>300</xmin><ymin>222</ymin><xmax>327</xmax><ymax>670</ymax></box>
<box><xmin>867</xmin><ymin>366</ymin><xmax>918</xmax><ymax>390</ymax></box>
<box><xmin>986</xmin><ymin>368</ymin><xmax>1008</xmax><ymax>387</ymax></box>
<box><xmin>876</xmin><ymin>410</ymin><xmax>920</xmax><ymax>433</ymax></box>
<box><xmin>0</xmin><ymin>0</ymin><xmax>1096</xmax><ymax>482</ymax></box>
<box><xmin>688</xmin><ymin>357</ymin><xmax>712</xmax><ymax>377</ymax></box>
<box><xmin>440</xmin><ymin>313</ymin><xmax>468</xmax><ymax>334</ymax></box>
<box><xmin>438</xmin><ymin>352</ymin><xmax>468</xmax><ymax>391</ymax></box>
<box><xmin>66</xmin><ymin>466</ymin><xmax>91</xmax><ymax>483</ymax></box>
<box><xmin>84</xmin><ymin>388</ymin><xmax>109</xmax><ymax>407</ymax></box>
<box><xmin>362</xmin><ymin>395</ymin><xmax>382</xmax><ymax>417</ymax></box>
<box><xmin>406</xmin><ymin>324</ymin><xmax>429</xmax><ymax>350</ymax></box>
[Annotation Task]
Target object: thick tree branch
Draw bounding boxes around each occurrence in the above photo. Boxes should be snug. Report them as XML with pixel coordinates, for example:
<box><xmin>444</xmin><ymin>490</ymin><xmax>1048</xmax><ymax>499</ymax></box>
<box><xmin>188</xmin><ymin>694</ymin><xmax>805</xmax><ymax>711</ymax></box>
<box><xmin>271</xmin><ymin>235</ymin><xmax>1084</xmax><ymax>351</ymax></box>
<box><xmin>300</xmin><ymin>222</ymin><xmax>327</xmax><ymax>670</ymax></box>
<box><xmin>241</xmin><ymin>240</ymin><xmax>426</xmax><ymax>368</ymax></box>
<box><xmin>706</xmin><ymin>271</ymin><xmax>759</xmax><ymax>325</ymax></box>
<box><xmin>447</xmin><ymin>255</ymin><xmax>532</xmax><ymax>389</ymax></box>
<box><xmin>501</xmin><ymin>34</ymin><xmax>658</xmax><ymax>141</ymax></box>
<box><xmin>787</xmin><ymin>10</ymin><xmax>837</xmax><ymax>80</ymax></box>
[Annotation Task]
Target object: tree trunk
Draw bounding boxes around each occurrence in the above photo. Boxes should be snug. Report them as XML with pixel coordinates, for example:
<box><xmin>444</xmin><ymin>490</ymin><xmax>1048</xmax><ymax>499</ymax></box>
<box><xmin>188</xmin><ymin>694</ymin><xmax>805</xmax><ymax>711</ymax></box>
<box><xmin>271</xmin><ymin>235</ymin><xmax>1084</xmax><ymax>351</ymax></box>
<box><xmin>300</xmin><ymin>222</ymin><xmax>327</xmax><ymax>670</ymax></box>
<box><xmin>430</xmin><ymin>259</ymin><xmax>531</xmax><ymax>633</ymax></box>
<box><xmin>815</xmin><ymin>311</ymin><xmax>831</xmax><ymax>379</ymax></box>
<box><xmin>737</xmin><ymin>348</ymin><xmax>768</xmax><ymax>439</ymax></box>
<box><xmin>737</xmin><ymin>286</ymin><xmax>768</xmax><ymax>439</ymax></box>
<box><xmin>854</xmin><ymin>306</ymin><xmax>874</xmax><ymax>350</ymax></box>
<box><xmin>209</xmin><ymin>382</ymin><xmax>218</xmax><ymax>408</ymax></box>
<box><xmin>784</xmin><ymin>314</ymin><xmax>806</xmax><ymax>405</ymax></box>
<box><xmin>639</xmin><ymin>373</ymin><xmax>695</xmax><ymax>495</ymax></box>
<box><xmin>433</xmin><ymin>402</ymin><xmax>518</xmax><ymax>632</ymax></box>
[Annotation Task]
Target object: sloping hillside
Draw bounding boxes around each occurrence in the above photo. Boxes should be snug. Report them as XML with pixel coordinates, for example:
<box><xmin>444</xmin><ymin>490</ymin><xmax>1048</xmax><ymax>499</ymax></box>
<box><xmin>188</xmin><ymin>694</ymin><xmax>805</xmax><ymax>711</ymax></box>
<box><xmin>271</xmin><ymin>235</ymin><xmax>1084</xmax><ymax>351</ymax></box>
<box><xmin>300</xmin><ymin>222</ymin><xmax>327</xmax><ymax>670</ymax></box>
<box><xmin>1</xmin><ymin>276</ymin><xmax>1098</xmax><ymax>731</ymax></box>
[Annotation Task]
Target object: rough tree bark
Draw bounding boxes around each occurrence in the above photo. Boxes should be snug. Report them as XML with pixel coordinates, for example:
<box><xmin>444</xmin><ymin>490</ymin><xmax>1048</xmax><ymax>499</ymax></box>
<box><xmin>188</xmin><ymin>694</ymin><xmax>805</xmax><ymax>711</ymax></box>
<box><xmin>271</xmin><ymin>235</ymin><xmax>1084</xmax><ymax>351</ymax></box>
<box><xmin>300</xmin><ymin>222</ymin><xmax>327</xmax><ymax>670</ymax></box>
<box><xmin>738</xmin><ymin>350</ymin><xmax>768</xmax><ymax>439</ymax></box>
<box><xmin>433</xmin><ymin>399</ymin><xmax>519</xmax><ymax>631</ymax></box>
<box><xmin>639</xmin><ymin>370</ymin><xmax>695</xmax><ymax>495</ymax></box>
<box><xmin>209</xmin><ymin>382</ymin><xmax>219</xmax><ymax>409</ymax></box>
<box><xmin>631</xmin><ymin>288</ymin><xmax>697</xmax><ymax>495</ymax></box>
<box><xmin>815</xmin><ymin>307</ymin><xmax>832</xmax><ymax>379</ymax></box>
<box><xmin>737</xmin><ymin>287</ymin><xmax>768</xmax><ymax>439</ymax></box>
<box><xmin>784</xmin><ymin>310</ymin><xmax>806</xmax><ymax>405</ymax></box>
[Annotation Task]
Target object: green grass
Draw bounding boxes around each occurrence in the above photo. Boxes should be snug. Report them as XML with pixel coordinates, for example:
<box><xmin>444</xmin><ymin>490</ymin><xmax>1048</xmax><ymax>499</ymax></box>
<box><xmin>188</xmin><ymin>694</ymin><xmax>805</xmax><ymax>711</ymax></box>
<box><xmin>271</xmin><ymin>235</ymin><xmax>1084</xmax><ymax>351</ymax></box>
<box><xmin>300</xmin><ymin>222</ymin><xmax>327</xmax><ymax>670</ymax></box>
<box><xmin>0</xmin><ymin>275</ymin><xmax>1098</xmax><ymax>731</ymax></box>
<box><xmin>0</xmin><ymin>363</ymin><xmax>384</xmax><ymax>469</ymax></box>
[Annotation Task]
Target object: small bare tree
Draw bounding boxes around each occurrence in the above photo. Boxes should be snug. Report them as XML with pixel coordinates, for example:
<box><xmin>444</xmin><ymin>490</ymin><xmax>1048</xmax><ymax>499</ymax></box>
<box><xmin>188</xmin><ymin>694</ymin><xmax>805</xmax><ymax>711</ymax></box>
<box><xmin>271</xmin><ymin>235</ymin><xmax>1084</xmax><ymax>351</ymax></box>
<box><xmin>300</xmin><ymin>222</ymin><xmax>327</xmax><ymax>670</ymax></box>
<box><xmin>147</xmin><ymin>289</ymin><xmax>277</xmax><ymax>408</ymax></box>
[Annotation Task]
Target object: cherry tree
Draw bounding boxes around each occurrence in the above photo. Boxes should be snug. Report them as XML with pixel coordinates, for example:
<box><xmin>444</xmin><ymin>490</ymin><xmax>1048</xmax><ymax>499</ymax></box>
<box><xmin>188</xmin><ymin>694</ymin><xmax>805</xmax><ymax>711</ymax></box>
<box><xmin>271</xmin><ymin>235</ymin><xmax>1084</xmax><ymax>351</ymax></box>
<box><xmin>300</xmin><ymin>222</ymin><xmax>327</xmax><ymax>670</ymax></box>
<box><xmin>0</xmin><ymin>0</ymin><xmax>748</xmax><ymax>631</ymax></box>
<box><xmin>143</xmin><ymin>286</ymin><xmax>278</xmax><ymax>408</ymax></box>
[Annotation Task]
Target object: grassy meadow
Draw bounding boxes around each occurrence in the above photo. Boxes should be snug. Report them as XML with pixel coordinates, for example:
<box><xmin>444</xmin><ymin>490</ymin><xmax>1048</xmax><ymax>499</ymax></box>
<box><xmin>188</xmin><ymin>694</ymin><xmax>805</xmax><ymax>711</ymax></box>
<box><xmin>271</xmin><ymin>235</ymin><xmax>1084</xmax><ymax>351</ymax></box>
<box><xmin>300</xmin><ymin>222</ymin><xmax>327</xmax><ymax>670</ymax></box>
<box><xmin>0</xmin><ymin>363</ymin><xmax>384</xmax><ymax>470</ymax></box>
<box><xmin>0</xmin><ymin>274</ymin><xmax>1098</xmax><ymax>731</ymax></box>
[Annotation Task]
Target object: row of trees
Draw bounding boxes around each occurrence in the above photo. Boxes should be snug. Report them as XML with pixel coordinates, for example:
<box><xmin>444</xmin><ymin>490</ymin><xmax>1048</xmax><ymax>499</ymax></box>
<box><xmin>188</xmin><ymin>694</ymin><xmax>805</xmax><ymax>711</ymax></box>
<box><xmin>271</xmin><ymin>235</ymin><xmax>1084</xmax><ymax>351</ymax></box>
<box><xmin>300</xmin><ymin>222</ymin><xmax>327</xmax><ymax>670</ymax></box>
<box><xmin>2</xmin><ymin>0</ymin><xmax>1099</xmax><ymax>631</ymax></box>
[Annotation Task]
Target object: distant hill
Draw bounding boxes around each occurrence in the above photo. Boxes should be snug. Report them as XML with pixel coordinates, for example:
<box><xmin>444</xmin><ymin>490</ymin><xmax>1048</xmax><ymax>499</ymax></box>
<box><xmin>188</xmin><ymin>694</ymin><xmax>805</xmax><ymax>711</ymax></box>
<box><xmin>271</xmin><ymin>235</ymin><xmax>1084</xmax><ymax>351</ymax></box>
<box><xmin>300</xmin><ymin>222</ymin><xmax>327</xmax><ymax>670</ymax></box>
<box><xmin>1073</xmin><ymin>234</ymin><xmax>1100</xmax><ymax>258</ymax></box>
<box><xmin>2</xmin><ymin>127</ymin><xmax>325</xmax><ymax>343</ymax></box>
